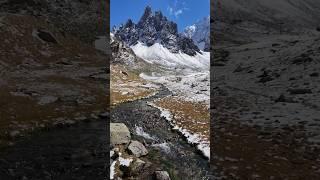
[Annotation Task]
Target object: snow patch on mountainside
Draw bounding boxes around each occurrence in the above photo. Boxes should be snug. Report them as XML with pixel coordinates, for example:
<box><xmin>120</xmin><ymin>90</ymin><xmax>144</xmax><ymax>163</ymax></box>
<box><xmin>131</xmin><ymin>42</ymin><xmax>209</xmax><ymax>70</ymax></box>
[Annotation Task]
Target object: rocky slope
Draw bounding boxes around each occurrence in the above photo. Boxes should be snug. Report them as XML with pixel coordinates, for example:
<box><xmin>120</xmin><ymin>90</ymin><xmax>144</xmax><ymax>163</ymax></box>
<box><xmin>212</xmin><ymin>0</ymin><xmax>320</xmax><ymax>44</ymax></box>
<box><xmin>0</xmin><ymin>1</ymin><xmax>109</xmax><ymax>178</ymax></box>
<box><xmin>0</xmin><ymin>13</ymin><xmax>108</xmax><ymax>146</ymax></box>
<box><xmin>213</xmin><ymin>0</ymin><xmax>320</xmax><ymax>28</ymax></box>
<box><xmin>110</xmin><ymin>33</ymin><xmax>160</xmax><ymax>105</ymax></box>
<box><xmin>0</xmin><ymin>0</ymin><xmax>107</xmax><ymax>43</ymax></box>
<box><xmin>110</xmin><ymin>33</ymin><xmax>153</xmax><ymax>69</ymax></box>
<box><xmin>211</xmin><ymin>0</ymin><xmax>320</xmax><ymax>178</ymax></box>
<box><xmin>113</xmin><ymin>6</ymin><xmax>200</xmax><ymax>56</ymax></box>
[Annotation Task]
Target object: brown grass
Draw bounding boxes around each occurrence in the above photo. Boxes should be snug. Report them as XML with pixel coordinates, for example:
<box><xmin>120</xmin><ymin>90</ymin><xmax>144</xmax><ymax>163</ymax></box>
<box><xmin>110</xmin><ymin>64</ymin><xmax>157</xmax><ymax>105</ymax></box>
<box><xmin>153</xmin><ymin>96</ymin><xmax>210</xmax><ymax>141</ymax></box>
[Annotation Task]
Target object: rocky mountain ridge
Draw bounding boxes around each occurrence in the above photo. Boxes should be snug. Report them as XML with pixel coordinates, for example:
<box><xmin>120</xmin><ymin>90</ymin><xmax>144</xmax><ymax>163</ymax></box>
<box><xmin>183</xmin><ymin>16</ymin><xmax>210</xmax><ymax>52</ymax></box>
<box><xmin>113</xmin><ymin>6</ymin><xmax>200</xmax><ymax>56</ymax></box>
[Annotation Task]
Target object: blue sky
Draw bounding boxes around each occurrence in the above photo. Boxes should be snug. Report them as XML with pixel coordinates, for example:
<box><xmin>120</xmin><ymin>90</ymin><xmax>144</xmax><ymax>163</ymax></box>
<box><xmin>111</xmin><ymin>0</ymin><xmax>210</xmax><ymax>32</ymax></box>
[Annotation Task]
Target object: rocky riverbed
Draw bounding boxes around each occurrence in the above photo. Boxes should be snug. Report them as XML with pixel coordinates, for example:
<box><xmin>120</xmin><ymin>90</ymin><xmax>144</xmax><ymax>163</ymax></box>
<box><xmin>110</xmin><ymin>87</ymin><xmax>213</xmax><ymax>179</ymax></box>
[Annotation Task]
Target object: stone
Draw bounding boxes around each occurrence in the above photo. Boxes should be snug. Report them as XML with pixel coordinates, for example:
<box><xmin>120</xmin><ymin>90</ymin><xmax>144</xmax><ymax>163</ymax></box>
<box><xmin>98</xmin><ymin>112</ymin><xmax>109</xmax><ymax>118</ymax></box>
<box><xmin>292</xmin><ymin>54</ymin><xmax>313</xmax><ymax>64</ymax></box>
<box><xmin>110</xmin><ymin>123</ymin><xmax>131</xmax><ymax>146</ymax></box>
<box><xmin>127</xmin><ymin>140</ymin><xmax>148</xmax><ymax>157</ymax></box>
<box><xmin>90</xmin><ymin>113</ymin><xmax>98</xmax><ymax>119</ymax></box>
<box><xmin>38</xmin><ymin>96</ymin><xmax>58</xmax><ymax>105</ymax></box>
<box><xmin>128</xmin><ymin>158</ymin><xmax>146</xmax><ymax>176</ymax></box>
<box><xmin>36</xmin><ymin>29</ymin><xmax>58</xmax><ymax>44</ymax></box>
<box><xmin>310</xmin><ymin>72</ymin><xmax>319</xmax><ymax>77</ymax></box>
<box><xmin>9</xmin><ymin>130</ymin><xmax>20</xmax><ymax>138</ymax></box>
<box><xmin>64</xmin><ymin>120</ymin><xmax>76</xmax><ymax>125</ymax></box>
<box><xmin>274</xmin><ymin>94</ymin><xmax>296</xmax><ymax>103</ymax></box>
<box><xmin>154</xmin><ymin>171</ymin><xmax>171</xmax><ymax>180</ymax></box>
<box><xmin>288</xmin><ymin>88</ymin><xmax>312</xmax><ymax>95</ymax></box>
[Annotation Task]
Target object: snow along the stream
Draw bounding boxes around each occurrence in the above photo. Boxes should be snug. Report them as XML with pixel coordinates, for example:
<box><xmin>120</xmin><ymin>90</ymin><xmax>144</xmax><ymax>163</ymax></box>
<box><xmin>148</xmin><ymin>102</ymin><xmax>210</xmax><ymax>159</ymax></box>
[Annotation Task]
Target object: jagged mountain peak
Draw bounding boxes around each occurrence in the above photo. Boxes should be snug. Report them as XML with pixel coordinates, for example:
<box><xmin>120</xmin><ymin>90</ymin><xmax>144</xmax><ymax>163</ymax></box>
<box><xmin>183</xmin><ymin>16</ymin><xmax>210</xmax><ymax>51</ymax></box>
<box><xmin>138</xmin><ymin>6</ymin><xmax>153</xmax><ymax>25</ymax></box>
<box><xmin>114</xmin><ymin>6</ymin><xmax>200</xmax><ymax>56</ymax></box>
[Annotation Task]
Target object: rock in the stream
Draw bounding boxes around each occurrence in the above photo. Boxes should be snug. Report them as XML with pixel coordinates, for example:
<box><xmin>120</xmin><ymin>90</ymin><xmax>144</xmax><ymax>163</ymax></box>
<box><xmin>154</xmin><ymin>171</ymin><xmax>171</xmax><ymax>180</ymax></box>
<box><xmin>127</xmin><ymin>140</ymin><xmax>148</xmax><ymax>157</ymax></box>
<box><xmin>110</xmin><ymin>123</ymin><xmax>131</xmax><ymax>146</ymax></box>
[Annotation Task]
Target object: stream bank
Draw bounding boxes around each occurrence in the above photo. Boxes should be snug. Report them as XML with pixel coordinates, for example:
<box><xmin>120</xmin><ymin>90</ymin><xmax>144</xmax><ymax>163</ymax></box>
<box><xmin>110</xmin><ymin>87</ymin><xmax>213</xmax><ymax>179</ymax></box>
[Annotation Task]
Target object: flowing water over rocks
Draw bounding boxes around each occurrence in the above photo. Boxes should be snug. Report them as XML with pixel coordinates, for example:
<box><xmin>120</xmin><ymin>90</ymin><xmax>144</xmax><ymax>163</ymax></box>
<box><xmin>111</xmin><ymin>86</ymin><xmax>213</xmax><ymax>179</ymax></box>
<box><xmin>0</xmin><ymin>118</ymin><xmax>107</xmax><ymax>180</ymax></box>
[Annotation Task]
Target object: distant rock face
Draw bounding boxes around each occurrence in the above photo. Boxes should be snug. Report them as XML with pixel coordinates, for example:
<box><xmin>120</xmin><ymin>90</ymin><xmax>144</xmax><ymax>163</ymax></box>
<box><xmin>114</xmin><ymin>6</ymin><xmax>200</xmax><ymax>56</ymax></box>
<box><xmin>183</xmin><ymin>16</ymin><xmax>210</xmax><ymax>51</ymax></box>
<box><xmin>110</xmin><ymin>33</ymin><xmax>145</xmax><ymax>68</ymax></box>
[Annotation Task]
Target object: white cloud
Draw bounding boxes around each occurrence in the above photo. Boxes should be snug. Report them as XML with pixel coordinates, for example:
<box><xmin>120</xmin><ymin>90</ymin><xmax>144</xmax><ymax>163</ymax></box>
<box><xmin>174</xmin><ymin>9</ymin><xmax>183</xmax><ymax>17</ymax></box>
<box><xmin>167</xmin><ymin>0</ymin><xmax>188</xmax><ymax>18</ymax></box>
<box><xmin>168</xmin><ymin>7</ymin><xmax>174</xmax><ymax>15</ymax></box>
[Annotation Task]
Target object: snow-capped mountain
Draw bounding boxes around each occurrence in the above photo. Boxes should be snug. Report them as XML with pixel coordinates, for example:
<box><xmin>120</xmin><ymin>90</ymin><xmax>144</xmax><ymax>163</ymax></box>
<box><xmin>111</xmin><ymin>31</ymin><xmax>209</xmax><ymax>70</ymax></box>
<box><xmin>183</xmin><ymin>16</ymin><xmax>210</xmax><ymax>51</ymax></box>
<box><xmin>113</xmin><ymin>6</ymin><xmax>200</xmax><ymax>56</ymax></box>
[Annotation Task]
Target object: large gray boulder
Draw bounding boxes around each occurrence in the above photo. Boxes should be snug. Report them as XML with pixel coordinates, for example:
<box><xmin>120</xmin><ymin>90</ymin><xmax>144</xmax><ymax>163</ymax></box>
<box><xmin>110</xmin><ymin>123</ymin><xmax>131</xmax><ymax>146</ymax></box>
<box><xmin>154</xmin><ymin>171</ymin><xmax>171</xmax><ymax>180</ymax></box>
<box><xmin>127</xmin><ymin>140</ymin><xmax>148</xmax><ymax>157</ymax></box>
